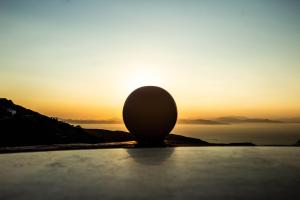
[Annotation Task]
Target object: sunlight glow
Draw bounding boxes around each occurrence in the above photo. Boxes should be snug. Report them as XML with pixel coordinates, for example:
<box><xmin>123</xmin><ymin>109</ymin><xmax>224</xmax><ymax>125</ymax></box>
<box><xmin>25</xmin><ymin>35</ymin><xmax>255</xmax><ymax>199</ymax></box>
<box><xmin>121</xmin><ymin>66</ymin><xmax>165</xmax><ymax>93</ymax></box>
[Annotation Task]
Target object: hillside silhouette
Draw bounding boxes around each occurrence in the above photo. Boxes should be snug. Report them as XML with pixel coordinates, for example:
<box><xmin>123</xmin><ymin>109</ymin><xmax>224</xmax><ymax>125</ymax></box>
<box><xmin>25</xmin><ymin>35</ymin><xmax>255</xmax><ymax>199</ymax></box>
<box><xmin>0</xmin><ymin>98</ymin><xmax>107</xmax><ymax>146</ymax></box>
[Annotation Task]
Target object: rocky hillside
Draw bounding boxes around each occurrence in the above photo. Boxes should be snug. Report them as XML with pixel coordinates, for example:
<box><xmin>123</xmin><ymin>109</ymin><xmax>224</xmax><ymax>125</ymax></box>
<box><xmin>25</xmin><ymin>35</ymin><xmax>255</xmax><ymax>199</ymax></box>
<box><xmin>0</xmin><ymin>98</ymin><xmax>104</xmax><ymax>147</ymax></box>
<box><xmin>0</xmin><ymin>98</ymin><xmax>211</xmax><ymax>148</ymax></box>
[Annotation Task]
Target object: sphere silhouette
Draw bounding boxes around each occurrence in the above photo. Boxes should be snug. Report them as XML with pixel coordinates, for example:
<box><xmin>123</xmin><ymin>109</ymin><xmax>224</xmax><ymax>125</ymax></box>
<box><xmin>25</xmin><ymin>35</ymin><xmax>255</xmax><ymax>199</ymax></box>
<box><xmin>123</xmin><ymin>86</ymin><xmax>177</xmax><ymax>143</ymax></box>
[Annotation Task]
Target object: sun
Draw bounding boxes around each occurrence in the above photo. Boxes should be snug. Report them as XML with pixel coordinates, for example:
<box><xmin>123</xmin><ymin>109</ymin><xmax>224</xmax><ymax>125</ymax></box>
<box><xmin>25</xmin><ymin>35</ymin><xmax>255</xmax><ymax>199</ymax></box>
<box><xmin>123</xmin><ymin>67</ymin><xmax>164</xmax><ymax>93</ymax></box>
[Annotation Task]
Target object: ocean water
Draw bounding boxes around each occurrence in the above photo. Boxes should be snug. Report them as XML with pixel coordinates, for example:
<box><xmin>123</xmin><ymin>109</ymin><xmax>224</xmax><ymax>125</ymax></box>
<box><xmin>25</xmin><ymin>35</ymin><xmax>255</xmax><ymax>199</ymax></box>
<box><xmin>75</xmin><ymin>123</ymin><xmax>300</xmax><ymax>145</ymax></box>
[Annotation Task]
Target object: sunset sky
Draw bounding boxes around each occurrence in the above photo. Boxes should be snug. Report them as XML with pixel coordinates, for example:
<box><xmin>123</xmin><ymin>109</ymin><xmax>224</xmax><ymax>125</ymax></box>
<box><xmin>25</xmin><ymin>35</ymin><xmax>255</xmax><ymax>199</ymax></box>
<box><xmin>1</xmin><ymin>0</ymin><xmax>300</xmax><ymax>120</ymax></box>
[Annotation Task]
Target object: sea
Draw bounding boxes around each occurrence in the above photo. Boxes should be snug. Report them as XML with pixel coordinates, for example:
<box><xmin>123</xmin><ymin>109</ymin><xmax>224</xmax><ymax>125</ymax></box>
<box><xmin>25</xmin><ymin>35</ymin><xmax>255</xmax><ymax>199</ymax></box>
<box><xmin>73</xmin><ymin>123</ymin><xmax>300</xmax><ymax>145</ymax></box>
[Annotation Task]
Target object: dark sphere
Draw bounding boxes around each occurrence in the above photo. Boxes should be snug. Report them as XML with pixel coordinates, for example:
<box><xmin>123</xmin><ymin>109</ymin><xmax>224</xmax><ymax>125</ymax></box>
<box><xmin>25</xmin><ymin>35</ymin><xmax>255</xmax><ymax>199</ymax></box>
<box><xmin>123</xmin><ymin>86</ymin><xmax>177</xmax><ymax>143</ymax></box>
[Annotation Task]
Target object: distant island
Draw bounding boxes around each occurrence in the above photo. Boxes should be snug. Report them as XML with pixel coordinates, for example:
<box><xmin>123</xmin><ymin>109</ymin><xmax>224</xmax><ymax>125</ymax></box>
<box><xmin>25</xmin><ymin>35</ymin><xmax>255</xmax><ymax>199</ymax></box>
<box><xmin>178</xmin><ymin>116</ymin><xmax>282</xmax><ymax>124</ymax></box>
<box><xmin>63</xmin><ymin>119</ymin><xmax>122</xmax><ymax>124</ymax></box>
<box><xmin>215</xmin><ymin>116</ymin><xmax>282</xmax><ymax>124</ymax></box>
<box><xmin>178</xmin><ymin>118</ymin><xmax>227</xmax><ymax>125</ymax></box>
<box><xmin>0</xmin><ymin>98</ymin><xmax>259</xmax><ymax>153</ymax></box>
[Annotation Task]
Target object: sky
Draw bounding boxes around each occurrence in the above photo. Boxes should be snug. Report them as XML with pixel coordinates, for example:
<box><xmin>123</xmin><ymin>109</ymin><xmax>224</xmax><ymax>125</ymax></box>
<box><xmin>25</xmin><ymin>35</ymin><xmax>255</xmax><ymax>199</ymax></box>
<box><xmin>0</xmin><ymin>0</ymin><xmax>300</xmax><ymax>120</ymax></box>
